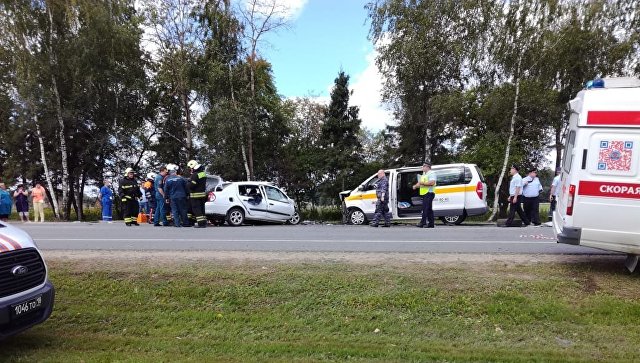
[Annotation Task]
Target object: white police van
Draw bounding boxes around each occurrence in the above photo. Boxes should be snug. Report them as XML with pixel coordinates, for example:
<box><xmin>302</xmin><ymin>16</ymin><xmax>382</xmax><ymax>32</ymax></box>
<box><xmin>340</xmin><ymin>163</ymin><xmax>488</xmax><ymax>225</ymax></box>
<box><xmin>0</xmin><ymin>222</ymin><xmax>55</xmax><ymax>339</ymax></box>
<box><xmin>553</xmin><ymin>77</ymin><xmax>640</xmax><ymax>271</ymax></box>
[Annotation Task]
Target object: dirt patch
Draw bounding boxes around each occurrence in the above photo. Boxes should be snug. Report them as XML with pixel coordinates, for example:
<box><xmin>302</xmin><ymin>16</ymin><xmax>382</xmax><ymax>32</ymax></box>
<box><xmin>41</xmin><ymin>250</ymin><xmax>625</xmax><ymax>271</ymax></box>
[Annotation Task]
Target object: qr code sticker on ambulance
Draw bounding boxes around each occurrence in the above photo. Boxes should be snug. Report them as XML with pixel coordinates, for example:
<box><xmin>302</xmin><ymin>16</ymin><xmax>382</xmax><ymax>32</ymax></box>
<box><xmin>598</xmin><ymin>140</ymin><xmax>633</xmax><ymax>171</ymax></box>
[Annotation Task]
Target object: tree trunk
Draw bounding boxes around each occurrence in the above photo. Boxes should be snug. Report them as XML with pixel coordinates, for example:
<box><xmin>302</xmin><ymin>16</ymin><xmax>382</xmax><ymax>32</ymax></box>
<box><xmin>182</xmin><ymin>91</ymin><xmax>193</xmax><ymax>159</ymax></box>
<box><xmin>424</xmin><ymin>119</ymin><xmax>432</xmax><ymax>163</ymax></box>
<box><xmin>34</xmin><ymin>117</ymin><xmax>61</xmax><ymax>219</ymax></box>
<box><xmin>554</xmin><ymin>125</ymin><xmax>563</xmax><ymax>168</ymax></box>
<box><xmin>77</xmin><ymin>172</ymin><xmax>86</xmax><ymax>221</ymax></box>
<box><xmin>228</xmin><ymin>62</ymin><xmax>251</xmax><ymax>180</ymax></box>
<box><xmin>488</xmin><ymin>56</ymin><xmax>522</xmax><ymax>222</ymax></box>
<box><xmin>248</xmin><ymin>53</ymin><xmax>256</xmax><ymax>180</ymax></box>
<box><xmin>47</xmin><ymin>3</ymin><xmax>70</xmax><ymax>220</ymax></box>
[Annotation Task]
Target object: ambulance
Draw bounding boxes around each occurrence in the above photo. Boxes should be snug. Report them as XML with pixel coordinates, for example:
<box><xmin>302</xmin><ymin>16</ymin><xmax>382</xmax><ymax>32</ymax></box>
<box><xmin>340</xmin><ymin>163</ymin><xmax>488</xmax><ymax>225</ymax></box>
<box><xmin>553</xmin><ymin>77</ymin><xmax>640</xmax><ymax>271</ymax></box>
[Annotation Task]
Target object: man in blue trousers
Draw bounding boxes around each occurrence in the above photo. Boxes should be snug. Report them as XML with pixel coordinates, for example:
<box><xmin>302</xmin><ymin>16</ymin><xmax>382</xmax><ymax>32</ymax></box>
<box><xmin>99</xmin><ymin>180</ymin><xmax>113</xmax><ymax>222</ymax></box>
<box><xmin>153</xmin><ymin>166</ymin><xmax>169</xmax><ymax>226</ymax></box>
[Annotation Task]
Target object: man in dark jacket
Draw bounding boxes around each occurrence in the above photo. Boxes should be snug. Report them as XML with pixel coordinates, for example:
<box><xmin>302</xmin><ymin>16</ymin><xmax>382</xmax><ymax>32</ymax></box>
<box><xmin>370</xmin><ymin>169</ymin><xmax>391</xmax><ymax>227</ymax></box>
<box><xmin>164</xmin><ymin>164</ymin><xmax>189</xmax><ymax>227</ymax></box>
<box><xmin>187</xmin><ymin>160</ymin><xmax>207</xmax><ymax>228</ymax></box>
<box><xmin>119</xmin><ymin>168</ymin><xmax>142</xmax><ymax>226</ymax></box>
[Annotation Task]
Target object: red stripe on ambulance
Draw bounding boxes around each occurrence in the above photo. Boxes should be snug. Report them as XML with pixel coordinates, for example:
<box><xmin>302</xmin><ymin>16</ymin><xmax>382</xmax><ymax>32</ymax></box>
<box><xmin>578</xmin><ymin>181</ymin><xmax>640</xmax><ymax>199</ymax></box>
<box><xmin>0</xmin><ymin>233</ymin><xmax>23</xmax><ymax>250</ymax></box>
<box><xmin>587</xmin><ymin>111</ymin><xmax>640</xmax><ymax>126</ymax></box>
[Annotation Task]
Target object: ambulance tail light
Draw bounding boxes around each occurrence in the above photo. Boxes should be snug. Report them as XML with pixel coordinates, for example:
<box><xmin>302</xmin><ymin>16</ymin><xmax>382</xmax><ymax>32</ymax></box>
<box><xmin>208</xmin><ymin>192</ymin><xmax>216</xmax><ymax>202</ymax></box>
<box><xmin>566</xmin><ymin>184</ymin><xmax>576</xmax><ymax>216</ymax></box>
<box><xmin>475</xmin><ymin>181</ymin><xmax>483</xmax><ymax>199</ymax></box>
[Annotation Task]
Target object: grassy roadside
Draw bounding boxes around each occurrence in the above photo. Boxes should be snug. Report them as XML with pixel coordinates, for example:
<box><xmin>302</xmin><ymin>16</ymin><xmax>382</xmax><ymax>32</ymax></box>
<box><xmin>3</xmin><ymin>259</ymin><xmax>640</xmax><ymax>362</ymax></box>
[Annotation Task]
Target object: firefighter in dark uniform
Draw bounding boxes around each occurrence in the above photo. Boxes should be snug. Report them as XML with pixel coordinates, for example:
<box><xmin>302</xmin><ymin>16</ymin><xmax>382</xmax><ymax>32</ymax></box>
<box><xmin>119</xmin><ymin>167</ymin><xmax>142</xmax><ymax>226</ymax></box>
<box><xmin>187</xmin><ymin>160</ymin><xmax>208</xmax><ymax>228</ymax></box>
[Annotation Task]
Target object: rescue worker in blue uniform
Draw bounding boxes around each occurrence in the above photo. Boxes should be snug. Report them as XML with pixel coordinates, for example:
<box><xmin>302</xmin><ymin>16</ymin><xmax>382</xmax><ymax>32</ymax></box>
<box><xmin>119</xmin><ymin>167</ymin><xmax>141</xmax><ymax>226</ymax></box>
<box><xmin>98</xmin><ymin>180</ymin><xmax>113</xmax><ymax>222</ymax></box>
<box><xmin>164</xmin><ymin>164</ymin><xmax>190</xmax><ymax>227</ymax></box>
<box><xmin>370</xmin><ymin>169</ymin><xmax>391</xmax><ymax>227</ymax></box>
<box><xmin>187</xmin><ymin>160</ymin><xmax>208</xmax><ymax>228</ymax></box>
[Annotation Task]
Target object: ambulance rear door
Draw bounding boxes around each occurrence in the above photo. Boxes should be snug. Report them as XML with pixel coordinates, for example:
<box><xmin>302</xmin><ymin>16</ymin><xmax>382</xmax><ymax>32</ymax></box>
<box><xmin>570</xmin><ymin>110</ymin><xmax>640</xmax><ymax>252</ymax></box>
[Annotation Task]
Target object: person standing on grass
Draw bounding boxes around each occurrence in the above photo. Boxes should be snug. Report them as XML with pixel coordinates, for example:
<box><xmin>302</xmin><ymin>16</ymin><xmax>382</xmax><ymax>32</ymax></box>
<box><xmin>99</xmin><ymin>180</ymin><xmax>114</xmax><ymax>222</ymax></box>
<box><xmin>505</xmin><ymin>165</ymin><xmax>530</xmax><ymax>227</ymax></box>
<box><xmin>0</xmin><ymin>183</ymin><xmax>12</xmax><ymax>221</ymax></box>
<box><xmin>413</xmin><ymin>163</ymin><xmax>436</xmax><ymax>228</ymax></box>
<box><xmin>13</xmin><ymin>184</ymin><xmax>29</xmax><ymax>222</ymax></box>
<box><xmin>31</xmin><ymin>182</ymin><xmax>46</xmax><ymax>223</ymax></box>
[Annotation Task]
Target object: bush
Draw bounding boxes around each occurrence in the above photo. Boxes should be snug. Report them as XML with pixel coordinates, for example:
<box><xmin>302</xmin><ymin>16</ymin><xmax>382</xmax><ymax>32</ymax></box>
<box><xmin>8</xmin><ymin>206</ymin><xmax>108</xmax><ymax>222</ymax></box>
<box><xmin>300</xmin><ymin>206</ymin><xmax>342</xmax><ymax>222</ymax></box>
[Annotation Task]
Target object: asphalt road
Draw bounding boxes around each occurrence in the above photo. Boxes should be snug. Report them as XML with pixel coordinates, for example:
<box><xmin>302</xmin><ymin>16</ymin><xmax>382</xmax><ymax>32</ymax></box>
<box><xmin>12</xmin><ymin>221</ymin><xmax>612</xmax><ymax>255</ymax></box>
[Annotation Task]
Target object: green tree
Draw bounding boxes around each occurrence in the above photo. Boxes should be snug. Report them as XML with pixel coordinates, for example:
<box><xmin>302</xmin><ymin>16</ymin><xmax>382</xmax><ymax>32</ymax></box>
<box><xmin>319</xmin><ymin>71</ymin><xmax>363</xmax><ymax>203</ymax></box>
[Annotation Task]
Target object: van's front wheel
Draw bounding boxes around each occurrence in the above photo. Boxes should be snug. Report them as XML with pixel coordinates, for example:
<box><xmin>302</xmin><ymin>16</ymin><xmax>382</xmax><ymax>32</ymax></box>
<box><xmin>348</xmin><ymin>209</ymin><xmax>367</xmax><ymax>225</ymax></box>
<box><xmin>440</xmin><ymin>214</ymin><xmax>466</xmax><ymax>225</ymax></box>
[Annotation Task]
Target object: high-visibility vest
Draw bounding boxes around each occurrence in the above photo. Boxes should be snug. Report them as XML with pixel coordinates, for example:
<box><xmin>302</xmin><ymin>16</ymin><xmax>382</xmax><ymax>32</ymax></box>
<box><xmin>419</xmin><ymin>171</ymin><xmax>436</xmax><ymax>195</ymax></box>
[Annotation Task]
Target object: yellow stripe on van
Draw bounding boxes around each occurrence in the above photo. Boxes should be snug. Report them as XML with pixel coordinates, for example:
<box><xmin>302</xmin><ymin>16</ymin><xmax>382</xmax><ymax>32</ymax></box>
<box><xmin>344</xmin><ymin>185</ymin><xmax>477</xmax><ymax>201</ymax></box>
<box><xmin>344</xmin><ymin>193</ymin><xmax>377</xmax><ymax>201</ymax></box>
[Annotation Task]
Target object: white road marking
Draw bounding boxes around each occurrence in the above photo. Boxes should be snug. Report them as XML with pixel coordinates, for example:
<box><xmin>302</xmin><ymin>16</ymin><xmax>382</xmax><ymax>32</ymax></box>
<box><xmin>37</xmin><ymin>238</ymin><xmax>557</xmax><ymax>244</ymax></box>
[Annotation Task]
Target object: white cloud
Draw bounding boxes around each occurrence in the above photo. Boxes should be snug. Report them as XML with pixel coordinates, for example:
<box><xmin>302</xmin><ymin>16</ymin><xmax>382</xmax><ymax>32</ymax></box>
<box><xmin>242</xmin><ymin>0</ymin><xmax>308</xmax><ymax>20</ymax></box>
<box><xmin>278</xmin><ymin>0</ymin><xmax>308</xmax><ymax>19</ymax></box>
<box><xmin>350</xmin><ymin>48</ymin><xmax>395</xmax><ymax>132</ymax></box>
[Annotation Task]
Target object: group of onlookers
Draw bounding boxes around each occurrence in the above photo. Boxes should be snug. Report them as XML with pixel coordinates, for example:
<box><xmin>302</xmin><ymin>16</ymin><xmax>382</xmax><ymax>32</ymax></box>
<box><xmin>0</xmin><ymin>182</ymin><xmax>47</xmax><ymax>222</ymax></box>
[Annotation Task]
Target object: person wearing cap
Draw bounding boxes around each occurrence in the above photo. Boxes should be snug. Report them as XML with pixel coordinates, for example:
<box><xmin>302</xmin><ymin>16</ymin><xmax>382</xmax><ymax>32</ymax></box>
<box><xmin>154</xmin><ymin>166</ymin><xmax>169</xmax><ymax>226</ymax></box>
<box><xmin>187</xmin><ymin>160</ymin><xmax>208</xmax><ymax>228</ymax></box>
<box><xmin>413</xmin><ymin>162</ymin><xmax>437</xmax><ymax>228</ymax></box>
<box><xmin>522</xmin><ymin>168</ymin><xmax>543</xmax><ymax>226</ymax></box>
<box><xmin>505</xmin><ymin>165</ymin><xmax>530</xmax><ymax>227</ymax></box>
<box><xmin>98</xmin><ymin>179</ymin><xmax>114</xmax><ymax>222</ymax></box>
<box><xmin>549</xmin><ymin>167</ymin><xmax>562</xmax><ymax>221</ymax></box>
<box><xmin>119</xmin><ymin>167</ymin><xmax>142</xmax><ymax>226</ymax></box>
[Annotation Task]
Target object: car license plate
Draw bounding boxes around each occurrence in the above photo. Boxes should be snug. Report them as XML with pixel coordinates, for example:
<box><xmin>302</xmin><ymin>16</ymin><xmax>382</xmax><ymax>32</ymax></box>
<box><xmin>11</xmin><ymin>295</ymin><xmax>43</xmax><ymax>319</ymax></box>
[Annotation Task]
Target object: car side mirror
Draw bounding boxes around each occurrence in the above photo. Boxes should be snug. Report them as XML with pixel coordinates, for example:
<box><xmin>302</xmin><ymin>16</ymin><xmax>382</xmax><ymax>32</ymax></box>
<box><xmin>357</xmin><ymin>185</ymin><xmax>365</xmax><ymax>192</ymax></box>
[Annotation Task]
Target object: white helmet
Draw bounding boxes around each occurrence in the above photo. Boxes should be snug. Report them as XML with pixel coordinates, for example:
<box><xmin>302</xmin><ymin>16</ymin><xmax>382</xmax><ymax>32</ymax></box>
<box><xmin>146</xmin><ymin>172</ymin><xmax>157</xmax><ymax>180</ymax></box>
<box><xmin>124</xmin><ymin>167</ymin><xmax>134</xmax><ymax>176</ymax></box>
<box><xmin>187</xmin><ymin>160</ymin><xmax>201</xmax><ymax>169</ymax></box>
<box><xmin>166</xmin><ymin>163</ymin><xmax>178</xmax><ymax>172</ymax></box>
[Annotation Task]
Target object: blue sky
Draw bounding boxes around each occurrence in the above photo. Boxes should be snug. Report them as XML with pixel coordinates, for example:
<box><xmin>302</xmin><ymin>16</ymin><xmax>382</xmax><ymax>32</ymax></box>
<box><xmin>260</xmin><ymin>0</ymin><xmax>393</xmax><ymax>131</ymax></box>
<box><xmin>263</xmin><ymin>0</ymin><xmax>372</xmax><ymax>97</ymax></box>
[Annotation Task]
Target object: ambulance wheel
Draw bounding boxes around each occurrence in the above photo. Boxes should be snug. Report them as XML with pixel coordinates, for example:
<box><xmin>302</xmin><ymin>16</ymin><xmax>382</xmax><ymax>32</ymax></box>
<box><xmin>348</xmin><ymin>209</ymin><xmax>367</xmax><ymax>225</ymax></box>
<box><xmin>440</xmin><ymin>214</ymin><xmax>466</xmax><ymax>225</ymax></box>
<box><xmin>226</xmin><ymin>208</ymin><xmax>245</xmax><ymax>226</ymax></box>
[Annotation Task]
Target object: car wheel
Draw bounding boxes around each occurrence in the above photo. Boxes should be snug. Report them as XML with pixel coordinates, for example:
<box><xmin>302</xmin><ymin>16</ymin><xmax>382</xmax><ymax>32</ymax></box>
<box><xmin>287</xmin><ymin>211</ymin><xmax>301</xmax><ymax>225</ymax></box>
<box><xmin>440</xmin><ymin>214</ymin><xmax>466</xmax><ymax>225</ymax></box>
<box><xmin>348</xmin><ymin>209</ymin><xmax>367</xmax><ymax>225</ymax></box>
<box><xmin>226</xmin><ymin>208</ymin><xmax>245</xmax><ymax>226</ymax></box>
